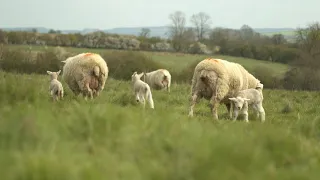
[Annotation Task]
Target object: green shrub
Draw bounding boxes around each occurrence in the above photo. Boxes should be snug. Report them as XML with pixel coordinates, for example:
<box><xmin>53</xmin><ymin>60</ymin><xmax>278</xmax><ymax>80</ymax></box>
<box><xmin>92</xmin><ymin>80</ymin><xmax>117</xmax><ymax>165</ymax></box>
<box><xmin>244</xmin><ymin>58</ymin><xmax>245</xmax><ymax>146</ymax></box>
<box><xmin>251</xmin><ymin>65</ymin><xmax>283</xmax><ymax>89</ymax></box>
<box><xmin>101</xmin><ymin>51</ymin><xmax>162</xmax><ymax>81</ymax></box>
<box><xmin>0</xmin><ymin>45</ymin><xmax>65</xmax><ymax>74</ymax></box>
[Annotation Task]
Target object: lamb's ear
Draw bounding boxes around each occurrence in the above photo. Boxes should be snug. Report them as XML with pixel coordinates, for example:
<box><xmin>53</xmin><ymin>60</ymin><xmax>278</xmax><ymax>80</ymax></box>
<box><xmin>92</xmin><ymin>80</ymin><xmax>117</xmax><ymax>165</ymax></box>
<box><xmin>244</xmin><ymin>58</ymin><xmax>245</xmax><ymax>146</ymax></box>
<box><xmin>138</xmin><ymin>72</ymin><xmax>144</xmax><ymax>78</ymax></box>
<box><xmin>229</xmin><ymin>97</ymin><xmax>237</xmax><ymax>101</ymax></box>
<box><xmin>243</xmin><ymin>98</ymin><xmax>250</xmax><ymax>101</ymax></box>
<box><xmin>46</xmin><ymin>71</ymin><xmax>52</xmax><ymax>75</ymax></box>
<box><xmin>61</xmin><ymin>60</ymin><xmax>66</xmax><ymax>64</ymax></box>
<box><xmin>57</xmin><ymin>70</ymin><xmax>61</xmax><ymax>75</ymax></box>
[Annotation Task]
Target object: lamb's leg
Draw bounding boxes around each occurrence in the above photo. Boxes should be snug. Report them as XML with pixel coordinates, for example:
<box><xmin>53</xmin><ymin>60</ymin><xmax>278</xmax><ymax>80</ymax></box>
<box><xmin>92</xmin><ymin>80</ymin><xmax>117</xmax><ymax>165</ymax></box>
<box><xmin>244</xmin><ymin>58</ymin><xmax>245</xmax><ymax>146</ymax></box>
<box><xmin>147</xmin><ymin>91</ymin><xmax>155</xmax><ymax>109</ymax></box>
<box><xmin>188</xmin><ymin>93</ymin><xmax>199</xmax><ymax>117</ymax></box>
<box><xmin>257</xmin><ymin>102</ymin><xmax>266</xmax><ymax>122</ymax></box>
<box><xmin>242</xmin><ymin>102</ymin><xmax>249</xmax><ymax>123</ymax></box>
<box><xmin>252</xmin><ymin>104</ymin><xmax>260</xmax><ymax>119</ymax></box>
<box><xmin>226</xmin><ymin>102</ymin><xmax>233</xmax><ymax>119</ymax></box>
<box><xmin>232</xmin><ymin>108</ymin><xmax>239</xmax><ymax>121</ymax></box>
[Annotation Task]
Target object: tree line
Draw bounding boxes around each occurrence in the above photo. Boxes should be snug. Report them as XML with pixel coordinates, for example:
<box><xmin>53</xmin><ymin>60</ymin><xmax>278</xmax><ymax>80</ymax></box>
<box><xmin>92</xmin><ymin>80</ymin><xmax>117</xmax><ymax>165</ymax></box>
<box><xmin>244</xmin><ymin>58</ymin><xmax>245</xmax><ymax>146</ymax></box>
<box><xmin>0</xmin><ymin>10</ymin><xmax>318</xmax><ymax>66</ymax></box>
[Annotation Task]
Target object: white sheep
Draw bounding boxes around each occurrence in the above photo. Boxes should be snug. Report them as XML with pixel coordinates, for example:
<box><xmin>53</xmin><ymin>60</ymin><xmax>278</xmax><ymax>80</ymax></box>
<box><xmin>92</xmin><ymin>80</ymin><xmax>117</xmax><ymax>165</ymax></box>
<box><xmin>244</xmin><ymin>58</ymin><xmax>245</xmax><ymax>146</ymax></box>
<box><xmin>46</xmin><ymin>70</ymin><xmax>64</xmax><ymax>101</ymax></box>
<box><xmin>143</xmin><ymin>69</ymin><xmax>171</xmax><ymax>92</ymax></box>
<box><xmin>131</xmin><ymin>72</ymin><xmax>155</xmax><ymax>109</ymax></box>
<box><xmin>61</xmin><ymin>52</ymin><xmax>108</xmax><ymax>100</ymax></box>
<box><xmin>229</xmin><ymin>83</ymin><xmax>265</xmax><ymax>122</ymax></box>
<box><xmin>188</xmin><ymin>58</ymin><xmax>261</xmax><ymax>120</ymax></box>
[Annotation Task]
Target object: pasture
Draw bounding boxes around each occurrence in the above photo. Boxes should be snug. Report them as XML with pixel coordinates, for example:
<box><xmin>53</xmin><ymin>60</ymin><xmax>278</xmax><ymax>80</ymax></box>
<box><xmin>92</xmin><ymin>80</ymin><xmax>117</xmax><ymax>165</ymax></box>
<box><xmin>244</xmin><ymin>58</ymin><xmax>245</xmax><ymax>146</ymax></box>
<box><xmin>1</xmin><ymin>46</ymin><xmax>320</xmax><ymax>179</ymax></box>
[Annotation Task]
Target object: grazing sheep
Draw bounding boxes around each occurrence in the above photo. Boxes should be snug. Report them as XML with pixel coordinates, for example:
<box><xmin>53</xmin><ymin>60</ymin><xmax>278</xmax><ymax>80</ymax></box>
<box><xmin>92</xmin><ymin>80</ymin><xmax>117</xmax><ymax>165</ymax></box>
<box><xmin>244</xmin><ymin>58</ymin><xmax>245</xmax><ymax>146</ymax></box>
<box><xmin>61</xmin><ymin>53</ymin><xmax>108</xmax><ymax>100</ymax></box>
<box><xmin>131</xmin><ymin>72</ymin><xmax>154</xmax><ymax>109</ymax></box>
<box><xmin>143</xmin><ymin>69</ymin><xmax>171</xmax><ymax>92</ymax></box>
<box><xmin>188</xmin><ymin>58</ymin><xmax>261</xmax><ymax>120</ymax></box>
<box><xmin>229</xmin><ymin>84</ymin><xmax>265</xmax><ymax>122</ymax></box>
<box><xmin>46</xmin><ymin>70</ymin><xmax>64</xmax><ymax>101</ymax></box>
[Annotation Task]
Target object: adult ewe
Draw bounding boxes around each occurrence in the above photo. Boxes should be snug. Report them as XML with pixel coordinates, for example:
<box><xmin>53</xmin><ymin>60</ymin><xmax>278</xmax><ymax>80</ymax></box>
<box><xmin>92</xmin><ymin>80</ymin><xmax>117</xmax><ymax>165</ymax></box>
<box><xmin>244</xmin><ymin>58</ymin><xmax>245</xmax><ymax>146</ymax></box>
<box><xmin>188</xmin><ymin>58</ymin><xmax>261</xmax><ymax>120</ymax></box>
<box><xmin>143</xmin><ymin>69</ymin><xmax>171</xmax><ymax>92</ymax></box>
<box><xmin>61</xmin><ymin>53</ymin><xmax>108</xmax><ymax>100</ymax></box>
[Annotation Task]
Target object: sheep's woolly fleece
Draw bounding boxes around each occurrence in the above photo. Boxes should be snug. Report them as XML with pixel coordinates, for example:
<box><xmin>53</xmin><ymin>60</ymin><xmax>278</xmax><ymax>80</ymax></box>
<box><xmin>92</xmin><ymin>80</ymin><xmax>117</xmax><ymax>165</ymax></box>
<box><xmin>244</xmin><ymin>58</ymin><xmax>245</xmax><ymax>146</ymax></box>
<box><xmin>191</xmin><ymin>58</ymin><xmax>260</xmax><ymax>102</ymax></box>
<box><xmin>144</xmin><ymin>69</ymin><xmax>171</xmax><ymax>90</ymax></box>
<box><xmin>61</xmin><ymin>53</ymin><xmax>109</xmax><ymax>96</ymax></box>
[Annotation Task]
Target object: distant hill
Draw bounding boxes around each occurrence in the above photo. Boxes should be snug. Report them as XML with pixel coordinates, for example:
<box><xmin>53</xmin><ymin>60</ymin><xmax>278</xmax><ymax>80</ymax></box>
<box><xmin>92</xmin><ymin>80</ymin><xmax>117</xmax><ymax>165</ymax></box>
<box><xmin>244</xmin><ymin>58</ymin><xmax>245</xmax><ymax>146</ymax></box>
<box><xmin>0</xmin><ymin>26</ymin><xmax>296</xmax><ymax>39</ymax></box>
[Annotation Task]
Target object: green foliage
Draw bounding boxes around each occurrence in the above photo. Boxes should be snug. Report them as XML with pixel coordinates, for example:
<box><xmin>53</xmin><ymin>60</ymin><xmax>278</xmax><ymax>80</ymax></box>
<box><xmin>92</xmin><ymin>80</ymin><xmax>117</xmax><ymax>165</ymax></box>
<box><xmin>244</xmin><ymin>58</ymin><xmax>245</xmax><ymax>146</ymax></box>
<box><xmin>0</xmin><ymin>45</ymin><xmax>64</xmax><ymax>74</ymax></box>
<box><xmin>1</xmin><ymin>70</ymin><xmax>320</xmax><ymax>179</ymax></box>
<box><xmin>101</xmin><ymin>51</ymin><xmax>162</xmax><ymax>81</ymax></box>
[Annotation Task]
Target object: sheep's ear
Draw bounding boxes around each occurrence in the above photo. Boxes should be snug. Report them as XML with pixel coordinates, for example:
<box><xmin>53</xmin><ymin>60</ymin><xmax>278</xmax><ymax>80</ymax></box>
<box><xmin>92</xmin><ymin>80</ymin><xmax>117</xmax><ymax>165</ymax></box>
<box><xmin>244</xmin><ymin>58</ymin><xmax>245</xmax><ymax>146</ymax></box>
<box><xmin>229</xmin><ymin>97</ymin><xmax>236</xmax><ymax>101</ymax></box>
<box><xmin>243</xmin><ymin>98</ymin><xmax>250</xmax><ymax>101</ymax></box>
<box><xmin>47</xmin><ymin>71</ymin><xmax>52</xmax><ymax>75</ymax></box>
<box><xmin>57</xmin><ymin>70</ymin><xmax>61</xmax><ymax>75</ymax></box>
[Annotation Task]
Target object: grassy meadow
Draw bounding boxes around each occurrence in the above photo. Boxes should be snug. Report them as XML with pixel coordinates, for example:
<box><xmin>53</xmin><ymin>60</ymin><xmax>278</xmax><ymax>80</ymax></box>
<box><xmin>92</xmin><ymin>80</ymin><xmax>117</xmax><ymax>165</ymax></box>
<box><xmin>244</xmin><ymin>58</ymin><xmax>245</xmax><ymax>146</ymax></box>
<box><xmin>1</xmin><ymin>45</ymin><xmax>320</xmax><ymax>179</ymax></box>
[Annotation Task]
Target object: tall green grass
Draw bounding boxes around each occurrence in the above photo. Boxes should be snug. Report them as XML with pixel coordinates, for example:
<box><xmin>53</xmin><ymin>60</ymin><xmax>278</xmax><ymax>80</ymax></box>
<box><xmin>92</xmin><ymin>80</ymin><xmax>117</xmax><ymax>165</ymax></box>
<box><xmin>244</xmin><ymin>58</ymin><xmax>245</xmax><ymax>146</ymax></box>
<box><xmin>1</xmin><ymin>70</ymin><xmax>320</xmax><ymax>179</ymax></box>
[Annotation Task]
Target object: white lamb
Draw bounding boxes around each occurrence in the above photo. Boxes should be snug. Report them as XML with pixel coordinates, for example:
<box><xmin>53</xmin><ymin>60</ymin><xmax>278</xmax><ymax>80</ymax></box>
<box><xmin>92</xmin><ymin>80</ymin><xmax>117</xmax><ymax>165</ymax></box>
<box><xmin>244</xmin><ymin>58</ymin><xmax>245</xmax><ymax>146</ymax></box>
<box><xmin>189</xmin><ymin>58</ymin><xmax>261</xmax><ymax>120</ymax></box>
<box><xmin>228</xmin><ymin>82</ymin><xmax>265</xmax><ymax>122</ymax></box>
<box><xmin>143</xmin><ymin>69</ymin><xmax>171</xmax><ymax>92</ymax></box>
<box><xmin>46</xmin><ymin>70</ymin><xmax>64</xmax><ymax>101</ymax></box>
<box><xmin>131</xmin><ymin>72</ymin><xmax>155</xmax><ymax>109</ymax></box>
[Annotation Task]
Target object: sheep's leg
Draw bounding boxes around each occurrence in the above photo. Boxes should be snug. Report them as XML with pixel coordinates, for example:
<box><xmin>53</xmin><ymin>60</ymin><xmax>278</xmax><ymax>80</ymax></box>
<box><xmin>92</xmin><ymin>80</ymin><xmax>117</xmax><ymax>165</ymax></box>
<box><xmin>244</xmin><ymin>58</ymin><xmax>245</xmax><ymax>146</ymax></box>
<box><xmin>85</xmin><ymin>82</ymin><xmax>93</xmax><ymax>100</ymax></box>
<box><xmin>188</xmin><ymin>93</ymin><xmax>199</xmax><ymax>117</ymax></box>
<box><xmin>210</xmin><ymin>96</ymin><xmax>219</xmax><ymax>120</ymax></box>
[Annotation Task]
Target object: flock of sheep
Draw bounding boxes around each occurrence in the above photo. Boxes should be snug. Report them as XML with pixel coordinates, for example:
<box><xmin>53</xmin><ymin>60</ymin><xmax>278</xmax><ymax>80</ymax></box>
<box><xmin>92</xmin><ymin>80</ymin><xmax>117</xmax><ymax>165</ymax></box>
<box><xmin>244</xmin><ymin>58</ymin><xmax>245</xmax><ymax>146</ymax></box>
<box><xmin>46</xmin><ymin>52</ymin><xmax>265</xmax><ymax>122</ymax></box>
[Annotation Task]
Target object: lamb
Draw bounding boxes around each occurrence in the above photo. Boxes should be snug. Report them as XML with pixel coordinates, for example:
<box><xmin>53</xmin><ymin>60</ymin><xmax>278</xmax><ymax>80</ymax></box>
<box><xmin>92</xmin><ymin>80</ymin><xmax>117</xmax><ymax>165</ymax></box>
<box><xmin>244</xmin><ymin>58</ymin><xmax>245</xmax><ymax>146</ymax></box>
<box><xmin>61</xmin><ymin>52</ymin><xmax>108</xmax><ymax>100</ymax></box>
<box><xmin>46</xmin><ymin>70</ymin><xmax>64</xmax><ymax>101</ymax></box>
<box><xmin>228</xmin><ymin>82</ymin><xmax>265</xmax><ymax>122</ymax></box>
<box><xmin>143</xmin><ymin>69</ymin><xmax>171</xmax><ymax>92</ymax></box>
<box><xmin>131</xmin><ymin>72</ymin><xmax>155</xmax><ymax>109</ymax></box>
<box><xmin>188</xmin><ymin>58</ymin><xmax>261</xmax><ymax>120</ymax></box>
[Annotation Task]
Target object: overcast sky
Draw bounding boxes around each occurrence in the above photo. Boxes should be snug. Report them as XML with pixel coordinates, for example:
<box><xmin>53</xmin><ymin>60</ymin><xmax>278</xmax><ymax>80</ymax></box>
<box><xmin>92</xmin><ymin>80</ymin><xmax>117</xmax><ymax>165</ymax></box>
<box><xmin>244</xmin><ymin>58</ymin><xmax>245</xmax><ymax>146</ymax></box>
<box><xmin>0</xmin><ymin>0</ymin><xmax>318</xmax><ymax>30</ymax></box>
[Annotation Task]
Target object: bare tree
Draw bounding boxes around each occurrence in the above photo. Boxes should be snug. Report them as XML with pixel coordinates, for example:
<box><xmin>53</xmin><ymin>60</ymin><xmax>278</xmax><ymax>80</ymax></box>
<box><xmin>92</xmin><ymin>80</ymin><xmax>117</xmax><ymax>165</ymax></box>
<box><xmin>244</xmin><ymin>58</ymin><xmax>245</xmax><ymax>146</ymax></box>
<box><xmin>139</xmin><ymin>28</ymin><xmax>151</xmax><ymax>38</ymax></box>
<box><xmin>190</xmin><ymin>12</ymin><xmax>212</xmax><ymax>42</ymax></box>
<box><xmin>295</xmin><ymin>22</ymin><xmax>320</xmax><ymax>56</ymax></box>
<box><xmin>271</xmin><ymin>34</ymin><xmax>286</xmax><ymax>45</ymax></box>
<box><xmin>168</xmin><ymin>11</ymin><xmax>187</xmax><ymax>51</ymax></box>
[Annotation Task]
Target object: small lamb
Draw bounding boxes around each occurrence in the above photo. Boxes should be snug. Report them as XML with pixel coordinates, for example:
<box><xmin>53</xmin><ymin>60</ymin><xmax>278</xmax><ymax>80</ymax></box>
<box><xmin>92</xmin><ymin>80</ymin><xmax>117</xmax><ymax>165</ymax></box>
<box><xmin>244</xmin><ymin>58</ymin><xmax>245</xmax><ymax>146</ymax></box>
<box><xmin>131</xmin><ymin>72</ymin><xmax>154</xmax><ymax>109</ymax></box>
<box><xmin>228</xmin><ymin>83</ymin><xmax>265</xmax><ymax>122</ymax></box>
<box><xmin>47</xmin><ymin>70</ymin><xmax>64</xmax><ymax>101</ymax></box>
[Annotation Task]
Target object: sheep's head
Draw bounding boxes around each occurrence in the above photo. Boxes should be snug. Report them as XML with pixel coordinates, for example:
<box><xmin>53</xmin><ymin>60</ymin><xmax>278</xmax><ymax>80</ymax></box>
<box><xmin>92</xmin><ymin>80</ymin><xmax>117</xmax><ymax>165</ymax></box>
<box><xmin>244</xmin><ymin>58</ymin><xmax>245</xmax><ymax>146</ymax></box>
<box><xmin>229</xmin><ymin>97</ymin><xmax>250</xmax><ymax>110</ymax></box>
<box><xmin>47</xmin><ymin>70</ymin><xmax>61</xmax><ymax>80</ymax></box>
<box><xmin>131</xmin><ymin>72</ymin><xmax>144</xmax><ymax>82</ymax></box>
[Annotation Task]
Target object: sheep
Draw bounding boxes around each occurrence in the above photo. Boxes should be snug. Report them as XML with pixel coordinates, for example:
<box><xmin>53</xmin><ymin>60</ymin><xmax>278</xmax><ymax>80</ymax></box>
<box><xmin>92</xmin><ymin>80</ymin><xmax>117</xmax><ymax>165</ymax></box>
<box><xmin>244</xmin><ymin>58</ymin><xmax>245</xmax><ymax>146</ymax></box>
<box><xmin>46</xmin><ymin>70</ymin><xmax>64</xmax><ymax>101</ymax></box>
<box><xmin>228</xmin><ymin>83</ymin><xmax>265</xmax><ymax>122</ymax></box>
<box><xmin>143</xmin><ymin>69</ymin><xmax>171</xmax><ymax>92</ymax></box>
<box><xmin>61</xmin><ymin>52</ymin><xmax>108</xmax><ymax>100</ymax></box>
<box><xmin>131</xmin><ymin>72</ymin><xmax>155</xmax><ymax>109</ymax></box>
<box><xmin>188</xmin><ymin>58</ymin><xmax>261</xmax><ymax>120</ymax></box>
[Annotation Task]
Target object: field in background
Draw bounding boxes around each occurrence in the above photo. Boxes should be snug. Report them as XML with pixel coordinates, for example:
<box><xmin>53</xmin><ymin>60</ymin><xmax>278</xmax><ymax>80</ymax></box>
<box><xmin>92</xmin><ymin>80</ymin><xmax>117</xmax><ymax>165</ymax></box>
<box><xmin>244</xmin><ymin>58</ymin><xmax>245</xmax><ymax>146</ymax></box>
<box><xmin>1</xmin><ymin>45</ymin><xmax>319</xmax><ymax>179</ymax></box>
<box><xmin>6</xmin><ymin>44</ymin><xmax>289</xmax><ymax>76</ymax></box>
<box><xmin>1</xmin><ymin>70</ymin><xmax>320</xmax><ymax>179</ymax></box>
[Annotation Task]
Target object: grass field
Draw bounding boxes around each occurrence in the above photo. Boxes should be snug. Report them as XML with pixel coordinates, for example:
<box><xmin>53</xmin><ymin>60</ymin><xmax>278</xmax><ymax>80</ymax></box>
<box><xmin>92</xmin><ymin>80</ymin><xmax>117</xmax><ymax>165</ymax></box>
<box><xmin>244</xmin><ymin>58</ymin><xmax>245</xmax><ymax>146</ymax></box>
<box><xmin>1</xmin><ymin>45</ymin><xmax>320</xmax><ymax>179</ymax></box>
